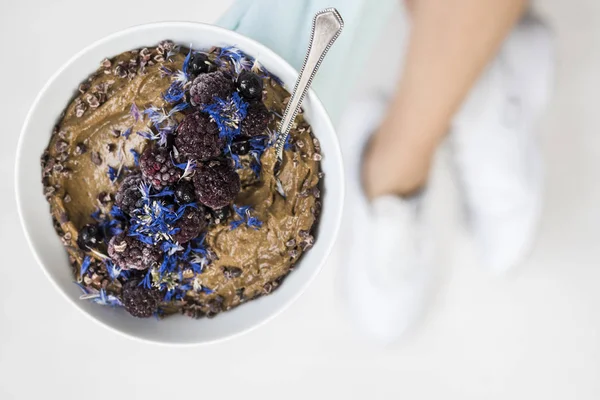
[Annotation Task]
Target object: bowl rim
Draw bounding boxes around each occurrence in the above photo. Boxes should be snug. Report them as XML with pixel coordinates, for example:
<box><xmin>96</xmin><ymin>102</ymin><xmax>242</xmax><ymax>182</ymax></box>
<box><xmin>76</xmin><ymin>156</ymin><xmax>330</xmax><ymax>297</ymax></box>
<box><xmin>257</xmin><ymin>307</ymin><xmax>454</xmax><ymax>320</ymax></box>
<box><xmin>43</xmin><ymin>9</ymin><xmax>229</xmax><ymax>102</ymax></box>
<box><xmin>15</xmin><ymin>21</ymin><xmax>344</xmax><ymax>346</ymax></box>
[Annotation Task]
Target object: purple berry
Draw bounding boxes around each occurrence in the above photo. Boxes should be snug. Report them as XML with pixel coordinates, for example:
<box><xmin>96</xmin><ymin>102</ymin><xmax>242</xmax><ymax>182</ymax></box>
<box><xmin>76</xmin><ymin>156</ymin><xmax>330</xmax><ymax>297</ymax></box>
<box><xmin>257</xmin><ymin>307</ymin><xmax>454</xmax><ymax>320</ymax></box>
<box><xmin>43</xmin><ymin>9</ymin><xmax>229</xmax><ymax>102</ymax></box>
<box><xmin>187</xmin><ymin>52</ymin><xmax>215</xmax><ymax>78</ymax></box>
<box><xmin>189</xmin><ymin>71</ymin><xmax>235</xmax><ymax>106</ymax></box>
<box><xmin>173</xmin><ymin>207</ymin><xmax>207</xmax><ymax>244</ymax></box>
<box><xmin>193</xmin><ymin>159</ymin><xmax>241</xmax><ymax>209</ymax></box>
<box><xmin>77</xmin><ymin>224</ymin><xmax>103</xmax><ymax>250</ymax></box>
<box><xmin>121</xmin><ymin>279</ymin><xmax>161</xmax><ymax>318</ymax></box>
<box><xmin>210</xmin><ymin>206</ymin><xmax>231</xmax><ymax>224</ymax></box>
<box><xmin>236</xmin><ymin>70</ymin><xmax>263</xmax><ymax>101</ymax></box>
<box><xmin>108</xmin><ymin>234</ymin><xmax>161</xmax><ymax>271</ymax></box>
<box><xmin>230</xmin><ymin>137</ymin><xmax>250</xmax><ymax>155</ymax></box>
<box><xmin>241</xmin><ymin>102</ymin><xmax>271</xmax><ymax>137</ymax></box>
<box><xmin>139</xmin><ymin>146</ymin><xmax>179</xmax><ymax>189</ymax></box>
<box><xmin>174</xmin><ymin>180</ymin><xmax>196</xmax><ymax>204</ymax></box>
<box><xmin>174</xmin><ymin>111</ymin><xmax>223</xmax><ymax>161</ymax></box>
<box><xmin>114</xmin><ymin>174</ymin><xmax>144</xmax><ymax>215</ymax></box>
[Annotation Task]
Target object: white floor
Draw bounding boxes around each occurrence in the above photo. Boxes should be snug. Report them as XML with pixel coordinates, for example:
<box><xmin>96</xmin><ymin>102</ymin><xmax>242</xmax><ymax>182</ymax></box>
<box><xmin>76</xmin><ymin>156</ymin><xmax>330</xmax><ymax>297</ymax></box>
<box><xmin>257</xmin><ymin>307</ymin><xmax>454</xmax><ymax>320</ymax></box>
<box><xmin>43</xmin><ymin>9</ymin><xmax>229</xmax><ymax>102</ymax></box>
<box><xmin>2</xmin><ymin>0</ymin><xmax>600</xmax><ymax>399</ymax></box>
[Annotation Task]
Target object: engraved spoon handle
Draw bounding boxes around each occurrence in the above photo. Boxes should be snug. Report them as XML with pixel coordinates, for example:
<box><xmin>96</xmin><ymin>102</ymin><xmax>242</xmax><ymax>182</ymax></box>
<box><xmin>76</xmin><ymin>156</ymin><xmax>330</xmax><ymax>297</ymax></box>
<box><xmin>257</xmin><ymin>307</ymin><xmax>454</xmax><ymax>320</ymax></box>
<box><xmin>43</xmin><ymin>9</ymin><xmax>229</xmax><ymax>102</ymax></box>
<box><xmin>274</xmin><ymin>8</ymin><xmax>344</xmax><ymax>167</ymax></box>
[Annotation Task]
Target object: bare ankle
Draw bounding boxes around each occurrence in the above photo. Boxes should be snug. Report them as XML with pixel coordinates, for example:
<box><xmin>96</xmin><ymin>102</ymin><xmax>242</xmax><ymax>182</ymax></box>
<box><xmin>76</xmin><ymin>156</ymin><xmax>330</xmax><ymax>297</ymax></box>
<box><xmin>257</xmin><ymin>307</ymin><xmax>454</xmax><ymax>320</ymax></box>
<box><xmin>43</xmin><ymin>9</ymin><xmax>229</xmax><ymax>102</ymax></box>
<box><xmin>362</xmin><ymin>134</ymin><xmax>432</xmax><ymax>199</ymax></box>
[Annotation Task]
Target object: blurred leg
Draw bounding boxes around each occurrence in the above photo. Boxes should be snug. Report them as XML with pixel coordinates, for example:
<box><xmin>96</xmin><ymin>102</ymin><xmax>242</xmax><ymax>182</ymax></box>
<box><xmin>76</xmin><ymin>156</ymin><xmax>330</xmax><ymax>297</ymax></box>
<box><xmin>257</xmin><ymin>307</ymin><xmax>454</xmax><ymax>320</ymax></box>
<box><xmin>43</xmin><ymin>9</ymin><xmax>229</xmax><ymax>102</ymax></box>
<box><xmin>340</xmin><ymin>0</ymin><xmax>537</xmax><ymax>343</ymax></box>
<box><xmin>363</xmin><ymin>0</ymin><xmax>527</xmax><ymax>198</ymax></box>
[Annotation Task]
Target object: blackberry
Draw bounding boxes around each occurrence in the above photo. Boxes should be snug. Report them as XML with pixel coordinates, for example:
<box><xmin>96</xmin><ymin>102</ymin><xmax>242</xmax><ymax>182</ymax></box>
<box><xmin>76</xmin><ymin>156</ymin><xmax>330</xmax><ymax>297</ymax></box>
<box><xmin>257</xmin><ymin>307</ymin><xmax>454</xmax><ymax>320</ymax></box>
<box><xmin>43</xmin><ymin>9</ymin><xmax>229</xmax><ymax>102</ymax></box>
<box><xmin>210</xmin><ymin>206</ymin><xmax>231</xmax><ymax>224</ymax></box>
<box><xmin>114</xmin><ymin>174</ymin><xmax>144</xmax><ymax>215</ymax></box>
<box><xmin>193</xmin><ymin>159</ymin><xmax>241</xmax><ymax>209</ymax></box>
<box><xmin>236</xmin><ymin>70</ymin><xmax>263</xmax><ymax>101</ymax></box>
<box><xmin>230</xmin><ymin>137</ymin><xmax>250</xmax><ymax>155</ymax></box>
<box><xmin>77</xmin><ymin>224</ymin><xmax>103</xmax><ymax>250</ymax></box>
<box><xmin>140</xmin><ymin>146</ymin><xmax>179</xmax><ymax>189</ymax></box>
<box><xmin>121</xmin><ymin>279</ymin><xmax>161</xmax><ymax>318</ymax></box>
<box><xmin>108</xmin><ymin>234</ymin><xmax>161</xmax><ymax>271</ymax></box>
<box><xmin>173</xmin><ymin>207</ymin><xmax>207</xmax><ymax>243</ymax></box>
<box><xmin>174</xmin><ymin>111</ymin><xmax>223</xmax><ymax>161</ymax></box>
<box><xmin>241</xmin><ymin>102</ymin><xmax>271</xmax><ymax>137</ymax></box>
<box><xmin>187</xmin><ymin>52</ymin><xmax>215</xmax><ymax>78</ymax></box>
<box><xmin>189</xmin><ymin>71</ymin><xmax>235</xmax><ymax>106</ymax></box>
<box><xmin>174</xmin><ymin>180</ymin><xmax>196</xmax><ymax>204</ymax></box>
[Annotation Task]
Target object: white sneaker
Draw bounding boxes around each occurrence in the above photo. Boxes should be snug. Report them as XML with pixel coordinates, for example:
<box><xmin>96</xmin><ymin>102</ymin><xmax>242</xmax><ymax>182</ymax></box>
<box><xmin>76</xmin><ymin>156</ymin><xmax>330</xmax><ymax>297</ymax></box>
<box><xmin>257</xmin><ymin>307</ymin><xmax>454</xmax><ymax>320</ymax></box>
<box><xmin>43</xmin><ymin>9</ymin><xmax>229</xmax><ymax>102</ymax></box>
<box><xmin>451</xmin><ymin>14</ymin><xmax>554</xmax><ymax>274</ymax></box>
<box><xmin>339</xmin><ymin>96</ymin><xmax>433</xmax><ymax>344</ymax></box>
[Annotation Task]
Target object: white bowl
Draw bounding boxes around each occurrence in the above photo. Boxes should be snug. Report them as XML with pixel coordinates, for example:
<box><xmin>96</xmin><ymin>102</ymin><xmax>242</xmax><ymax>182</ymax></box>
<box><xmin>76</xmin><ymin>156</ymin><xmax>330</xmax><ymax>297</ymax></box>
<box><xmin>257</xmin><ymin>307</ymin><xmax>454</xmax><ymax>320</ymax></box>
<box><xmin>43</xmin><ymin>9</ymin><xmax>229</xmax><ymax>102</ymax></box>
<box><xmin>15</xmin><ymin>22</ymin><xmax>344</xmax><ymax>345</ymax></box>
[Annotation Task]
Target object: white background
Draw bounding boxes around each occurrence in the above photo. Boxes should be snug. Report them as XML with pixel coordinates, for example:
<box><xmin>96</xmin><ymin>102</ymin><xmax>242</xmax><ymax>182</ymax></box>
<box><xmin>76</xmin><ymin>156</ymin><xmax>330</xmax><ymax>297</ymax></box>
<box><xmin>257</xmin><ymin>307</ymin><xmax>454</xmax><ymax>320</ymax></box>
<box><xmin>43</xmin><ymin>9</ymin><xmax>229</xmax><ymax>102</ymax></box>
<box><xmin>2</xmin><ymin>0</ymin><xmax>600</xmax><ymax>399</ymax></box>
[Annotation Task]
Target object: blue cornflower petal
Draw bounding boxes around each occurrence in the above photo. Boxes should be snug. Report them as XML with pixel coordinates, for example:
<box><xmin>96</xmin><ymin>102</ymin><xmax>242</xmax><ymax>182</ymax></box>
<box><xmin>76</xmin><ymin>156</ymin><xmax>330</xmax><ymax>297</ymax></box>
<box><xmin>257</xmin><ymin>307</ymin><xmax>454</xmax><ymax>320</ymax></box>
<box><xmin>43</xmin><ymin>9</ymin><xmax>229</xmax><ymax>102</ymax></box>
<box><xmin>174</xmin><ymin>291</ymin><xmax>186</xmax><ymax>300</ymax></box>
<box><xmin>216</xmin><ymin>46</ymin><xmax>253</xmax><ymax>74</ymax></box>
<box><xmin>180</xmin><ymin>283</ymin><xmax>192</xmax><ymax>291</ymax></box>
<box><xmin>122</xmin><ymin>127</ymin><xmax>132</xmax><ymax>139</ymax></box>
<box><xmin>233</xmin><ymin>205</ymin><xmax>251</xmax><ymax>217</ymax></box>
<box><xmin>160</xmin><ymin>66</ymin><xmax>173</xmax><ymax>76</ymax></box>
<box><xmin>105</xmin><ymin>259</ymin><xmax>121</xmax><ymax>280</ymax></box>
<box><xmin>249</xmin><ymin>135</ymin><xmax>269</xmax><ymax>152</ymax></box>
<box><xmin>130</xmin><ymin>103</ymin><xmax>141</xmax><ymax>122</ymax></box>
<box><xmin>189</xmin><ymin>235</ymin><xmax>209</xmax><ymax>256</ymax></box>
<box><xmin>172</xmin><ymin>157</ymin><xmax>191</xmax><ymax>170</ymax></box>
<box><xmin>144</xmin><ymin>106</ymin><xmax>169</xmax><ymax>125</ymax></box>
<box><xmin>137</xmin><ymin>130</ymin><xmax>158</xmax><ymax>141</ymax></box>
<box><xmin>247</xmin><ymin>217</ymin><xmax>263</xmax><ymax>230</ymax></box>
<box><xmin>189</xmin><ymin>263</ymin><xmax>203</xmax><ymax>274</ymax></box>
<box><xmin>164</xmin><ymin>290</ymin><xmax>175</xmax><ymax>302</ymax></box>
<box><xmin>161</xmin><ymin>240</ymin><xmax>183</xmax><ymax>255</ymax></box>
<box><xmin>91</xmin><ymin>209</ymin><xmax>101</xmax><ymax>221</ymax></box>
<box><xmin>107</xmin><ymin>166</ymin><xmax>121</xmax><ymax>183</ymax></box>
<box><xmin>158</xmin><ymin>256</ymin><xmax>173</xmax><ymax>275</ymax></box>
<box><xmin>170</xmin><ymin>102</ymin><xmax>189</xmax><ymax>115</ymax></box>
<box><xmin>249</xmin><ymin>151</ymin><xmax>262</xmax><ymax>177</ymax></box>
<box><xmin>229</xmin><ymin>220</ymin><xmax>245</xmax><ymax>230</ymax></box>
<box><xmin>284</xmin><ymin>134</ymin><xmax>293</xmax><ymax>151</ymax></box>
<box><xmin>157</xmin><ymin>125</ymin><xmax>175</xmax><ymax>147</ymax></box>
<box><xmin>100</xmin><ymin>288</ymin><xmax>108</xmax><ymax>304</ymax></box>
<box><xmin>138</xmin><ymin>182</ymin><xmax>151</xmax><ymax>200</ymax></box>
<box><xmin>182</xmin><ymin>50</ymin><xmax>191</xmax><ymax>78</ymax></box>
<box><xmin>80</xmin><ymin>256</ymin><xmax>91</xmax><ymax>276</ymax></box>
<box><xmin>140</xmin><ymin>270</ymin><xmax>152</xmax><ymax>288</ymax></box>
<box><xmin>163</xmin><ymin>82</ymin><xmax>185</xmax><ymax>103</ymax></box>
<box><xmin>74</xmin><ymin>281</ymin><xmax>89</xmax><ymax>294</ymax></box>
<box><xmin>110</xmin><ymin>205</ymin><xmax>126</xmax><ymax>218</ymax></box>
<box><xmin>144</xmin><ymin>106</ymin><xmax>160</xmax><ymax>119</ymax></box>
<box><xmin>183</xmin><ymin>243</ymin><xmax>192</xmax><ymax>259</ymax></box>
<box><xmin>229</xmin><ymin>152</ymin><xmax>242</xmax><ymax>169</ymax></box>
<box><xmin>202</xmin><ymin>93</ymin><xmax>248</xmax><ymax>142</ymax></box>
<box><xmin>104</xmin><ymin>219</ymin><xmax>124</xmax><ymax>236</ymax></box>
<box><xmin>153</xmin><ymin>309</ymin><xmax>164</xmax><ymax>320</ymax></box>
<box><xmin>230</xmin><ymin>205</ymin><xmax>263</xmax><ymax>230</ymax></box>
<box><xmin>150</xmin><ymin>188</ymin><xmax>175</xmax><ymax>198</ymax></box>
<box><xmin>130</xmin><ymin>149</ymin><xmax>140</xmax><ymax>166</ymax></box>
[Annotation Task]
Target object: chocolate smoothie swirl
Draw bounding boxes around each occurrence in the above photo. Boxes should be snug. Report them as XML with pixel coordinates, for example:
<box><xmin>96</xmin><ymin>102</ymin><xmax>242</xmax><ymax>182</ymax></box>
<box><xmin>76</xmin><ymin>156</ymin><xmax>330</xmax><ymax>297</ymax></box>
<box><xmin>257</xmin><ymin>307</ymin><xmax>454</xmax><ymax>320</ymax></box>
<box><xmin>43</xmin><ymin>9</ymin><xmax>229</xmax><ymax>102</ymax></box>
<box><xmin>41</xmin><ymin>42</ymin><xmax>322</xmax><ymax>318</ymax></box>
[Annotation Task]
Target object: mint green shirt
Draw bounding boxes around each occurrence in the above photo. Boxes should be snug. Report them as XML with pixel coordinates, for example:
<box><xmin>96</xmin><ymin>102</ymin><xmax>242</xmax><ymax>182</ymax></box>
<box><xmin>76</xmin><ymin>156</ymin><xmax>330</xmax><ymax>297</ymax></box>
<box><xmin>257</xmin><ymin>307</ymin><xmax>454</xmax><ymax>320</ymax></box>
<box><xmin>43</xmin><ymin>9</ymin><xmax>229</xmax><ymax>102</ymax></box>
<box><xmin>218</xmin><ymin>0</ymin><xmax>396</xmax><ymax>124</ymax></box>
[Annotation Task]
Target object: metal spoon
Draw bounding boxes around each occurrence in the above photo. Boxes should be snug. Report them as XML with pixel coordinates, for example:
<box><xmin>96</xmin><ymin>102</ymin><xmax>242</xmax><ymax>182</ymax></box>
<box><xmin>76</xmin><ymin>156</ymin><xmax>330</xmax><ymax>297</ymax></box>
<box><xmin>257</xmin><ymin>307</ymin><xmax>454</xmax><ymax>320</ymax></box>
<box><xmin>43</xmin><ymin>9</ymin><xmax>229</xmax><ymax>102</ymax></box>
<box><xmin>273</xmin><ymin>8</ymin><xmax>344</xmax><ymax>174</ymax></box>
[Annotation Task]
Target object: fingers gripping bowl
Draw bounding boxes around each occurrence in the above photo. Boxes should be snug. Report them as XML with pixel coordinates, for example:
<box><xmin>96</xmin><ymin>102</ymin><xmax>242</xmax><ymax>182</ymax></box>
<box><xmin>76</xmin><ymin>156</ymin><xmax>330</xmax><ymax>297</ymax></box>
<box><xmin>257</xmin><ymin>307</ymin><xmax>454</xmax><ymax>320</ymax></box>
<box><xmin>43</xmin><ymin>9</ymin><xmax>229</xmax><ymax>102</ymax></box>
<box><xmin>15</xmin><ymin>22</ymin><xmax>344</xmax><ymax>345</ymax></box>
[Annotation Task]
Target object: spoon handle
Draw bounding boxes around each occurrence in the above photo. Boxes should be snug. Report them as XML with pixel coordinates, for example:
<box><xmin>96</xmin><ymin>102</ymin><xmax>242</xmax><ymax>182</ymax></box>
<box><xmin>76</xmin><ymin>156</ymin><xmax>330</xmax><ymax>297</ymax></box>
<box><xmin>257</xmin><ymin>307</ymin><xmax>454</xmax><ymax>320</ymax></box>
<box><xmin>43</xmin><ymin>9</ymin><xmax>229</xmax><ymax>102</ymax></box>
<box><xmin>274</xmin><ymin>8</ymin><xmax>344</xmax><ymax>164</ymax></box>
